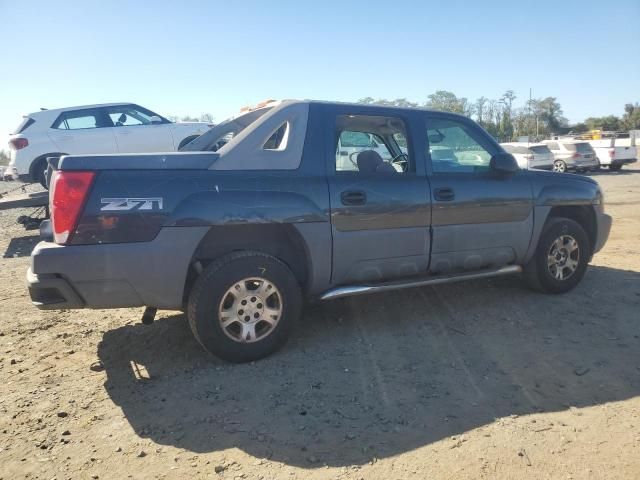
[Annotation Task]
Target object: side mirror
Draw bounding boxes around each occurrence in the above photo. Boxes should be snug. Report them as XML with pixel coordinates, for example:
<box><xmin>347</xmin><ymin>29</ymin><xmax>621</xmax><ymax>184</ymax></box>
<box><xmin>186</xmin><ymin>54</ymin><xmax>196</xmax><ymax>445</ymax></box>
<box><xmin>149</xmin><ymin>115</ymin><xmax>163</xmax><ymax>124</ymax></box>
<box><xmin>490</xmin><ymin>152</ymin><xmax>519</xmax><ymax>173</ymax></box>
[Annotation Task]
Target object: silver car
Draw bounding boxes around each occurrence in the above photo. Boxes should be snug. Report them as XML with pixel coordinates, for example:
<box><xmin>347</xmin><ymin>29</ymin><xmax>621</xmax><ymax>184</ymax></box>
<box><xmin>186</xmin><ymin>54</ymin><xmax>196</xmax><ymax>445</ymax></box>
<box><xmin>542</xmin><ymin>140</ymin><xmax>600</xmax><ymax>173</ymax></box>
<box><xmin>500</xmin><ymin>142</ymin><xmax>554</xmax><ymax>170</ymax></box>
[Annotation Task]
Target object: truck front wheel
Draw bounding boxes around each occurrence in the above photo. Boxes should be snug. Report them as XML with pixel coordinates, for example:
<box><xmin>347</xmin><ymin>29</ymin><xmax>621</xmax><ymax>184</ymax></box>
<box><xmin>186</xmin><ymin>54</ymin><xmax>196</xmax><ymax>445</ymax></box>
<box><xmin>187</xmin><ymin>251</ymin><xmax>302</xmax><ymax>363</ymax></box>
<box><xmin>524</xmin><ymin>217</ymin><xmax>590</xmax><ymax>294</ymax></box>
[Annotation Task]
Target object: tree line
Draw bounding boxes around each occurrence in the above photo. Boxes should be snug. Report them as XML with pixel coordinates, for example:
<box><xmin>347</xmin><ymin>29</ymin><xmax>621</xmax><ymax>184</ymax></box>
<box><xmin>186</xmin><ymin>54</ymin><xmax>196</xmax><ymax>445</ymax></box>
<box><xmin>358</xmin><ymin>92</ymin><xmax>640</xmax><ymax>142</ymax></box>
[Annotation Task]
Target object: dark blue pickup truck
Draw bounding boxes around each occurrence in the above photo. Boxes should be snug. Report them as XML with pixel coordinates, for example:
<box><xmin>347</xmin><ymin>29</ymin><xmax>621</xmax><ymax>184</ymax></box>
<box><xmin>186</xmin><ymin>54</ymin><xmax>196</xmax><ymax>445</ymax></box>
<box><xmin>27</xmin><ymin>100</ymin><xmax>612</xmax><ymax>362</ymax></box>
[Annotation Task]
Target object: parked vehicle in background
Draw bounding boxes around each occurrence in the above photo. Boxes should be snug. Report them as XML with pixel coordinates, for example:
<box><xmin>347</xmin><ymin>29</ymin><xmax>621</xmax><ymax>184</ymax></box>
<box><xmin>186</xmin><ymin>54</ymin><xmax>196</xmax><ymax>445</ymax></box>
<box><xmin>542</xmin><ymin>140</ymin><xmax>599</xmax><ymax>173</ymax></box>
<box><xmin>500</xmin><ymin>142</ymin><xmax>554</xmax><ymax>170</ymax></box>
<box><xmin>578</xmin><ymin>132</ymin><xmax>637</xmax><ymax>171</ymax></box>
<box><xmin>6</xmin><ymin>103</ymin><xmax>213</xmax><ymax>186</ymax></box>
<box><xmin>28</xmin><ymin>100</ymin><xmax>611</xmax><ymax>363</ymax></box>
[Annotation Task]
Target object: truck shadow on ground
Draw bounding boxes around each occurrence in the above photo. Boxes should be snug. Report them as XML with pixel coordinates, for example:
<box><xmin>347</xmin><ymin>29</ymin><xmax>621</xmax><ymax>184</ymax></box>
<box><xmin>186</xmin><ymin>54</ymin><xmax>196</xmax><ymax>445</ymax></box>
<box><xmin>2</xmin><ymin>235</ymin><xmax>39</xmax><ymax>258</ymax></box>
<box><xmin>97</xmin><ymin>265</ymin><xmax>640</xmax><ymax>467</ymax></box>
<box><xmin>584</xmin><ymin>167</ymin><xmax>640</xmax><ymax>177</ymax></box>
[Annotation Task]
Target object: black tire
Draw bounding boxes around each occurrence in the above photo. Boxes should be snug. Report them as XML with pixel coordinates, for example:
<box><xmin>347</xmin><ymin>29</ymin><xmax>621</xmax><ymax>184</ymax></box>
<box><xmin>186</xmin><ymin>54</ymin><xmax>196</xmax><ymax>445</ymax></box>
<box><xmin>609</xmin><ymin>164</ymin><xmax>622</xmax><ymax>172</ymax></box>
<box><xmin>523</xmin><ymin>217</ymin><xmax>591</xmax><ymax>294</ymax></box>
<box><xmin>187</xmin><ymin>251</ymin><xmax>302</xmax><ymax>363</ymax></box>
<box><xmin>32</xmin><ymin>159</ymin><xmax>48</xmax><ymax>188</ymax></box>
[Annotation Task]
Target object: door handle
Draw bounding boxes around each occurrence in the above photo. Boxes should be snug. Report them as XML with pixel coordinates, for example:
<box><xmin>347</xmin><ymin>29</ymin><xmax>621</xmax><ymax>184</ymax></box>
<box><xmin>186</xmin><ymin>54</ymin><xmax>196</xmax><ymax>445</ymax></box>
<box><xmin>434</xmin><ymin>187</ymin><xmax>455</xmax><ymax>201</ymax></box>
<box><xmin>341</xmin><ymin>190</ymin><xmax>367</xmax><ymax>205</ymax></box>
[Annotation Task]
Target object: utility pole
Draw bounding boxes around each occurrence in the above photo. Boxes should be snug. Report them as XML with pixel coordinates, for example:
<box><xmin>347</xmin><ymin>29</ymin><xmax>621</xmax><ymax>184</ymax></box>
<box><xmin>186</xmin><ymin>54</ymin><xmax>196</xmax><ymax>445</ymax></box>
<box><xmin>528</xmin><ymin>88</ymin><xmax>532</xmax><ymax>141</ymax></box>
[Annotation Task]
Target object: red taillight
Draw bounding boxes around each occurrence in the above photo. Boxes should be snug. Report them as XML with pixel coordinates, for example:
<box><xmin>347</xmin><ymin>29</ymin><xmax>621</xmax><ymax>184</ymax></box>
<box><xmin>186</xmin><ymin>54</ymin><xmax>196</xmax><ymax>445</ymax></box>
<box><xmin>50</xmin><ymin>171</ymin><xmax>96</xmax><ymax>244</ymax></box>
<box><xmin>608</xmin><ymin>148</ymin><xmax>615</xmax><ymax>159</ymax></box>
<box><xmin>524</xmin><ymin>154</ymin><xmax>534</xmax><ymax>161</ymax></box>
<box><xmin>9</xmin><ymin>137</ymin><xmax>28</xmax><ymax>150</ymax></box>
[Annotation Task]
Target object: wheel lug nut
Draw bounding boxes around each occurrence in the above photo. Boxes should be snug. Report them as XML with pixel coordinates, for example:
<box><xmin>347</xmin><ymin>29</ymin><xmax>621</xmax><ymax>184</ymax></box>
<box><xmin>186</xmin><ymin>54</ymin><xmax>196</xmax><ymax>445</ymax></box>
<box><xmin>254</xmin><ymin>313</ymin><xmax>259</xmax><ymax>318</ymax></box>
<box><xmin>241</xmin><ymin>300</ymin><xmax>247</xmax><ymax>305</ymax></box>
<box><xmin>238</xmin><ymin>309</ymin><xmax>244</xmax><ymax>315</ymax></box>
<box><xmin>244</xmin><ymin>316</ymin><xmax>250</xmax><ymax>321</ymax></box>
<box><xmin>257</xmin><ymin>303</ymin><xmax>263</xmax><ymax>309</ymax></box>
<box><xmin>251</xmin><ymin>297</ymin><xmax>256</xmax><ymax>302</ymax></box>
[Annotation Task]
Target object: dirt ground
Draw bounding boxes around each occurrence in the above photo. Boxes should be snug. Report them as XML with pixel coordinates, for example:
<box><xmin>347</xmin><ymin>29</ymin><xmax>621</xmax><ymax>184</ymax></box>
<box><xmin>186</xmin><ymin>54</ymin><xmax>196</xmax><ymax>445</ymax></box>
<box><xmin>0</xmin><ymin>170</ymin><xmax>639</xmax><ymax>480</ymax></box>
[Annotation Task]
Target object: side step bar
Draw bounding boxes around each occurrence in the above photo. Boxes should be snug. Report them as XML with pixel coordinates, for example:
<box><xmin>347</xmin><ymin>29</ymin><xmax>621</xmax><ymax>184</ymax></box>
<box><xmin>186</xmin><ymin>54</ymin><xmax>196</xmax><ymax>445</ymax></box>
<box><xmin>319</xmin><ymin>265</ymin><xmax>522</xmax><ymax>301</ymax></box>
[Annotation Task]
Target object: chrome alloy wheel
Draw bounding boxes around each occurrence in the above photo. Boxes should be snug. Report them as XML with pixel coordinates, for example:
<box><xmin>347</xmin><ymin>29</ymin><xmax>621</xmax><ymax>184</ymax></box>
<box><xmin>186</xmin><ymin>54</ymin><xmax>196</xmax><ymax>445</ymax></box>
<box><xmin>547</xmin><ymin>235</ymin><xmax>580</xmax><ymax>281</ymax></box>
<box><xmin>553</xmin><ymin>160</ymin><xmax>566</xmax><ymax>173</ymax></box>
<box><xmin>218</xmin><ymin>277</ymin><xmax>282</xmax><ymax>343</ymax></box>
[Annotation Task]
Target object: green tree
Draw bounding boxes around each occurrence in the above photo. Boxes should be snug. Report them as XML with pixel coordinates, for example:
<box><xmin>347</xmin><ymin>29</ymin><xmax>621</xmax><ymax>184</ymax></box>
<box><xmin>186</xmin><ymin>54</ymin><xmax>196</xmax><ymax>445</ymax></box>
<box><xmin>474</xmin><ymin>96</ymin><xmax>488</xmax><ymax>126</ymax></box>
<box><xmin>621</xmin><ymin>103</ymin><xmax>640</xmax><ymax>130</ymax></box>
<box><xmin>357</xmin><ymin>98</ymin><xmax>418</xmax><ymax>108</ymax></box>
<box><xmin>535</xmin><ymin>97</ymin><xmax>567</xmax><ymax>133</ymax></box>
<box><xmin>584</xmin><ymin>115</ymin><xmax>621</xmax><ymax>131</ymax></box>
<box><xmin>425</xmin><ymin>90</ymin><xmax>469</xmax><ymax>115</ymax></box>
<box><xmin>0</xmin><ymin>149</ymin><xmax>10</xmax><ymax>166</ymax></box>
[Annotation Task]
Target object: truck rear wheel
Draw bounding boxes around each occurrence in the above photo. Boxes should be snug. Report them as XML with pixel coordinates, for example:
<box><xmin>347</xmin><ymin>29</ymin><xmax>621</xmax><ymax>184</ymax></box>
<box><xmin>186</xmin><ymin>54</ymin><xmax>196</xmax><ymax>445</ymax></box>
<box><xmin>187</xmin><ymin>251</ymin><xmax>302</xmax><ymax>362</ymax></box>
<box><xmin>523</xmin><ymin>217</ymin><xmax>590</xmax><ymax>294</ymax></box>
<box><xmin>609</xmin><ymin>164</ymin><xmax>622</xmax><ymax>172</ymax></box>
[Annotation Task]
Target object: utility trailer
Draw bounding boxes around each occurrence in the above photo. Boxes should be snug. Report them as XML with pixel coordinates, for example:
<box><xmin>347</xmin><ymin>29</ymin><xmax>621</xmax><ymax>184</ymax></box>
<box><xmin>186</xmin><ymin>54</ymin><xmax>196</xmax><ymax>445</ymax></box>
<box><xmin>0</xmin><ymin>183</ymin><xmax>49</xmax><ymax>229</ymax></box>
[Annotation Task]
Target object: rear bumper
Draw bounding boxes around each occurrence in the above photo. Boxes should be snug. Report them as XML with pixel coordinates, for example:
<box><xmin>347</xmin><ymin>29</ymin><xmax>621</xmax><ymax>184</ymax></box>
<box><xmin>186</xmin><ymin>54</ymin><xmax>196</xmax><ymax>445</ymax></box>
<box><xmin>27</xmin><ymin>269</ymin><xmax>85</xmax><ymax>309</ymax></box>
<box><xmin>27</xmin><ymin>227</ymin><xmax>209</xmax><ymax>310</ymax></box>
<box><xmin>568</xmin><ymin>159</ymin><xmax>599</xmax><ymax>170</ymax></box>
<box><xmin>612</xmin><ymin>157</ymin><xmax>637</xmax><ymax>167</ymax></box>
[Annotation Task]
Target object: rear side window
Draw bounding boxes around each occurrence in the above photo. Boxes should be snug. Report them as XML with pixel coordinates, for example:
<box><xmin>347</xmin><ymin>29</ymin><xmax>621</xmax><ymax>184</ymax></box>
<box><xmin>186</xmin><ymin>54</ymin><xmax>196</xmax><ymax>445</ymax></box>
<box><xmin>546</xmin><ymin>142</ymin><xmax>559</xmax><ymax>150</ymax></box>
<box><xmin>530</xmin><ymin>145</ymin><xmax>552</xmax><ymax>154</ymax></box>
<box><xmin>502</xmin><ymin>145</ymin><xmax>529</xmax><ymax>154</ymax></box>
<box><xmin>563</xmin><ymin>142</ymin><xmax>594</xmax><ymax>153</ymax></box>
<box><xmin>263</xmin><ymin>122</ymin><xmax>289</xmax><ymax>150</ymax></box>
<box><xmin>52</xmin><ymin>109</ymin><xmax>111</xmax><ymax>130</ymax></box>
<box><xmin>335</xmin><ymin>114</ymin><xmax>410</xmax><ymax>173</ymax></box>
<box><xmin>13</xmin><ymin>117</ymin><xmax>35</xmax><ymax>134</ymax></box>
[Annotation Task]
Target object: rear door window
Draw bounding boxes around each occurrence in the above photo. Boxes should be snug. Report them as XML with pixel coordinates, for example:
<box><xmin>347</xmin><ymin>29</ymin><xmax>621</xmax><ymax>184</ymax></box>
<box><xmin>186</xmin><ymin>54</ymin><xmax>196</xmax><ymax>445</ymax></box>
<box><xmin>335</xmin><ymin>115</ymin><xmax>410</xmax><ymax>173</ymax></box>
<box><xmin>530</xmin><ymin>145</ymin><xmax>552</xmax><ymax>155</ymax></box>
<box><xmin>52</xmin><ymin>109</ymin><xmax>111</xmax><ymax>130</ymax></box>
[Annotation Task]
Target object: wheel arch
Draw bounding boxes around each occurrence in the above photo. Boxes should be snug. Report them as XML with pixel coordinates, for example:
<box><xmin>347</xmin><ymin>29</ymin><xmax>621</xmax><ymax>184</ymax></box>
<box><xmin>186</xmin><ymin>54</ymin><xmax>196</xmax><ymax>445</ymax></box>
<box><xmin>547</xmin><ymin>205</ymin><xmax>597</xmax><ymax>252</ymax></box>
<box><xmin>182</xmin><ymin>223</ymin><xmax>313</xmax><ymax>305</ymax></box>
<box><xmin>28</xmin><ymin>152</ymin><xmax>66</xmax><ymax>180</ymax></box>
<box><xmin>525</xmin><ymin>204</ymin><xmax>597</xmax><ymax>264</ymax></box>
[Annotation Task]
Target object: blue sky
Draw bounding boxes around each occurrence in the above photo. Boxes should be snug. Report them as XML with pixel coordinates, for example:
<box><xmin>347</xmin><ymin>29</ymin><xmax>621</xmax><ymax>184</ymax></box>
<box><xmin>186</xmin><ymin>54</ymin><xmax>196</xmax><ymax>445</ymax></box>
<box><xmin>1</xmin><ymin>0</ymin><xmax>639</xmax><ymax>146</ymax></box>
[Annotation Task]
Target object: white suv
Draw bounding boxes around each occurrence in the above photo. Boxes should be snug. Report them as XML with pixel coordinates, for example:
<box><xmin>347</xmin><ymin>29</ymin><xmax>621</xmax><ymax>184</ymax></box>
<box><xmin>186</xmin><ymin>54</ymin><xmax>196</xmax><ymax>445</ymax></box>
<box><xmin>500</xmin><ymin>142</ymin><xmax>554</xmax><ymax>170</ymax></box>
<box><xmin>6</xmin><ymin>103</ymin><xmax>213</xmax><ymax>186</ymax></box>
<box><xmin>542</xmin><ymin>140</ymin><xmax>600</xmax><ymax>173</ymax></box>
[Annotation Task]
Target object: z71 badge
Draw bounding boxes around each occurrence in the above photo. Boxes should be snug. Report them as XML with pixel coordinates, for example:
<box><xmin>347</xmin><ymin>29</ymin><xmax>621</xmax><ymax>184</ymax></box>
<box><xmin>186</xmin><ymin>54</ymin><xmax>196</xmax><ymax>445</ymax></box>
<box><xmin>100</xmin><ymin>197</ymin><xmax>163</xmax><ymax>211</ymax></box>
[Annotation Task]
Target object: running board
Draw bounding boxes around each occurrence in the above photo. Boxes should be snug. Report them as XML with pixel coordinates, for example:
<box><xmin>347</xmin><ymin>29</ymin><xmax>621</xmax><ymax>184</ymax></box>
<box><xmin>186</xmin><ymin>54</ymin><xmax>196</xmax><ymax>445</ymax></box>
<box><xmin>319</xmin><ymin>265</ymin><xmax>522</xmax><ymax>301</ymax></box>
